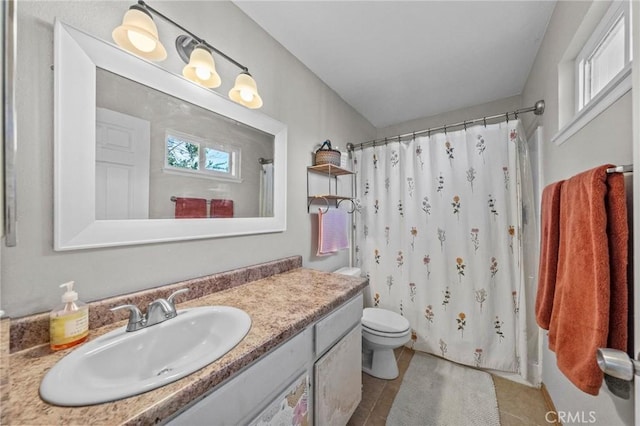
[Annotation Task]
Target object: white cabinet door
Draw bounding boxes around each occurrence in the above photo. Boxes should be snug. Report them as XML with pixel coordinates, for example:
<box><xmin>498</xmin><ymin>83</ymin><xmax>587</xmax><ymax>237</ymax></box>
<box><xmin>314</xmin><ymin>324</ymin><xmax>362</xmax><ymax>426</ymax></box>
<box><xmin>249</xmin><ymin>372</ymin><xmax>310</xmax><ymax>426</ymax></box>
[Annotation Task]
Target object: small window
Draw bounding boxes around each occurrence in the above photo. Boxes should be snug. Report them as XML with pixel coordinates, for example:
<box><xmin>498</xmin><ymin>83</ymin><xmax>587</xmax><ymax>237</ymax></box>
<box><xmin>576</xmin><ymin>0</ymin><xmax>632</xmax><ymax>111</ymax></box>
<box><xmin>165</xmin><ymin>130</ymin><xmax>241</xmax><ymax>182</ymax></box>
<box><xmin>205</xmin><ymin>147</ymin><xmax>231</xmax><ymax>173</ymax></box>
<box><xmin>167</xmin><ymin>136</ymin><xmax>199</xmax><ymax>170</ymax></box>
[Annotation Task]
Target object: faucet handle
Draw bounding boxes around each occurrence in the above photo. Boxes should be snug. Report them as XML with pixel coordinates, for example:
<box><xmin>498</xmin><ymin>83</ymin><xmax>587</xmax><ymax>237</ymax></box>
<box><xmin>110</xmin><ymin>304</ymin><xmax>145</xmax><ymax>331</ymax></box>
<box><xmin>167</xmin><ymin>288</ymin><xmax>189</xmax><ymax>307</ymax></box>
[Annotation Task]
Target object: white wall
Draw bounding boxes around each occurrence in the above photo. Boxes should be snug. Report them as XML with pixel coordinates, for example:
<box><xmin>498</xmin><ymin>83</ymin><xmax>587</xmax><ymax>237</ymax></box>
<box><xmin>522</xmin><ymin>1</ymin><xmax>633</xmax><ymax>424</ymax></box>
<box><xmin>0</xmin><ymin>1</ymin><xmax>375</xmax><ymax>318</ymax></box>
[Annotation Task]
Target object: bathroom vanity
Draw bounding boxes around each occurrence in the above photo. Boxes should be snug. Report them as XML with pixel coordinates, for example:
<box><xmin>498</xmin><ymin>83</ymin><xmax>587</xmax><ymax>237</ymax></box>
<box><xmin>168</xmin><ymin>294</ymin><xmax>363</xmax><ymax>425</ymax></box>
<box><xmin>3</xmin><ymin>257</ymin><xmax>367</xmax><ymax>425</ymax></box>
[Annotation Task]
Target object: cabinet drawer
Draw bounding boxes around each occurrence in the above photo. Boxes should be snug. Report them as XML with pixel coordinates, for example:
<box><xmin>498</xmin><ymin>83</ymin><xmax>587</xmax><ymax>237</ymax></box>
<box><xmin>315</xmin><ymin>293</ymin><xmax>362</xmax><ymax>357</ymax></box>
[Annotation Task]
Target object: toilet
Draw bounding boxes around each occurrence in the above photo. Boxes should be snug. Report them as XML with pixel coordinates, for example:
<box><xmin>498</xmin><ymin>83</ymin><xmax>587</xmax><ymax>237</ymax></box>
<box><xmin>334</xmin><ymin>267</ymin><xmax>412</xmax><ymax>380</ymax></box>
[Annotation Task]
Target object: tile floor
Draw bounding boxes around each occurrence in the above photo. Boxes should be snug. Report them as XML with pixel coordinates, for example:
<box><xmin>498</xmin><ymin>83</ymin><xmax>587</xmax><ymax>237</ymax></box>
<box><xmin>347</xmin><ymin>347</ymin><xmax>553</xmax><ymax>426</ymax></box>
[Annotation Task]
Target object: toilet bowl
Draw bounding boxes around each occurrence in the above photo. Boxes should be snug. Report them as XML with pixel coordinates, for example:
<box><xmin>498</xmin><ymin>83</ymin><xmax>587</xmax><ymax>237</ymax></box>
<box><xmin>334</xmin><ymin>267</ymin><xmax>412</xmax><ymax>380</ymax></box>
<box><xmin>361</xmin><ymin>307</ymin><xmax>411</xmax><ymax>379</ymax></box>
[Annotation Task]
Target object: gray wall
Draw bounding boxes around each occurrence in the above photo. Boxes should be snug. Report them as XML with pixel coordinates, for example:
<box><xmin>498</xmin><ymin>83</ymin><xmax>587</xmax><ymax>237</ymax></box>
<box><xmin>522</xmin><ymin>1</ymin><xmax>633</xmax><ymax>424</ymax></box>
<box><xmin>1</xmin><ymin>1</ymin><xmax>375</xmax><ymax>318</ymax></box>
<box><xmin>376</xmin><ymin>95</ymin><xmax>522</xmax><ymax>140</ymax></box>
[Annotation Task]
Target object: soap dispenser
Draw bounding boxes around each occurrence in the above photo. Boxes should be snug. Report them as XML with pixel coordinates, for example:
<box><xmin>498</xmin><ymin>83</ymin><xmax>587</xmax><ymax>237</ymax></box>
<box><xmin>49</xmin><ymin>281</ymin><xmax>89</xmax><ymax>351</ymax></box>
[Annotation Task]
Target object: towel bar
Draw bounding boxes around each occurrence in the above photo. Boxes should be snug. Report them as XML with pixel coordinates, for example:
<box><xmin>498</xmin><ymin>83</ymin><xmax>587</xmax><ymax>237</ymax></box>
<box><xmin>606</xmin><ymin>165</ymin><xmax>633</xmax><ymax>174</ymax></box>
<box><xmin>596</xmin><ymin>348</ymin><xmax>640</xmax><ymax>381</ymax></box>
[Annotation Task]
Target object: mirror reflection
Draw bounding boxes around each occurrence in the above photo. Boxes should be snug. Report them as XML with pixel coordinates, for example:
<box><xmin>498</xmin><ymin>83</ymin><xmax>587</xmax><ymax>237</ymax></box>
<box><xmin>95</xmin><ymin>69</ymin><xmax>274</xmax><ymax>220</ymax></box>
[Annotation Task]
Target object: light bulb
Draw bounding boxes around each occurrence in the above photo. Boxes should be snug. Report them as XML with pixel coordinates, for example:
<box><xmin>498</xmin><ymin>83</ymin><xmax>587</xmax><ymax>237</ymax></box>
<box><xmin>195</xmin><ymin>66</ymin><xmax>211</xmax><ymax>81</ymax></box>
<box><xmin>240</xmin><ymin>88</ymin><xmax>254</xmax><ymax>102</ymax></box>
<box><xmin>127</xmin><ymin>30</ymin><xmax>156</xmax><ymax>53</ymax></box>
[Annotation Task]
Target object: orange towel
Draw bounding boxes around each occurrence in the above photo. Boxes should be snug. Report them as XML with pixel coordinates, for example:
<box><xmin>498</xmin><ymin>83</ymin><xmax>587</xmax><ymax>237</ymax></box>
<box><xmin>174</xmin><ymin>197</ymin><xmax>207</xmax><ymax>218</ymax></box>
<box><xmin>535</xmin><ymin>180</ymin><xmax>563</xmax><ymax>330</ymax></box>
<box><xmin>210</xmin><ymin>199</ymin><xmax>234</xmax><ymax>218</ymax></box>
<box><xmin>548</xmin><ymin>164</ymin><xmax>628</xmax><ymax>395</ymax></box>
<box><xmin>605</xmin><ymin>172</ymin><xmax>629</xmax><ymax>353</ymax></box>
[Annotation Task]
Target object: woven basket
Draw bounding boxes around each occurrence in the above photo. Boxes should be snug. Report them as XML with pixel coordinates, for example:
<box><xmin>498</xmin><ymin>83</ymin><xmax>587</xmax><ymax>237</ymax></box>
<box><xmin>314</xmin><ymin>140</ymin><xmax>341</xmax><ymax>166</ymax></box>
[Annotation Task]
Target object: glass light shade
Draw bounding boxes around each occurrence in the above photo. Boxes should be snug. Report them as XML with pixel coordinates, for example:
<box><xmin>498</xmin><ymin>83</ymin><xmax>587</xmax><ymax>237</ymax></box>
<box><xmin>182</xmin><ymin>46</ymin><xmax>222</xmax><ymax>88</ymax></box>
<box><xmin>229</xmin><ymin>73</ymin><xmax>263</xmax><ymax>109</ymax></box>
<box><xmin>112</xmin><ymin>7</ymin><xmax>167</xmax><ymax>61</ymax></box>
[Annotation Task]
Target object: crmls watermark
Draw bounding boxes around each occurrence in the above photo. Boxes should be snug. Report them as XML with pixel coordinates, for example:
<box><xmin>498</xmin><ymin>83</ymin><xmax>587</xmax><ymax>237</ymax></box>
<box><xmin>546</xmin><ymin>411</ymin><xmax>597</xmax><ymax>424</ymax></box>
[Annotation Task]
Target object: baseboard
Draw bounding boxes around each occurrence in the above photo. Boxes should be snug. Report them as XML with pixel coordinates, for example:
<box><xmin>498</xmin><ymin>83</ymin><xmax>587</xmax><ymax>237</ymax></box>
<box><xmin>541</xmin><ymin>383</ymin><xmax>561</xmax><ymax>425</ymax></box>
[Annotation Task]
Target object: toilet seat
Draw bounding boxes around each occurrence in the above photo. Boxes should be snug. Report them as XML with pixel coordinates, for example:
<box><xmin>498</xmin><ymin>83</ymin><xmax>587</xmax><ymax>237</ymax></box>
<box><xmin>362</xmin><ymin>325</ymin><xmax>410</xmax><ymax>338</ymax></box>
<box><xmin>362</xmin><ymin>308</ymin><xmax>410</xmax><ymax>335</ymax></box>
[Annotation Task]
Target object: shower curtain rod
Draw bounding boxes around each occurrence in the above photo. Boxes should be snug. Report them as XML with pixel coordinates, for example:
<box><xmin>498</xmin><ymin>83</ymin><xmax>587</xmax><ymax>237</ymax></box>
<box><xmin>347</xmin><ymin>99</ymin><xmax>545</xmax><ymax>152</ymax></box>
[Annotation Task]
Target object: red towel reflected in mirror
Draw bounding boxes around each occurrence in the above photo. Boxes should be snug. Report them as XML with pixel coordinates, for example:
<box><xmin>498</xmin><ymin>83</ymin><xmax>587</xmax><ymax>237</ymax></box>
<box><xmin>210</xmin><ymin>199</ymin><xmax>234</xmax><ymax>218</ymax></box>
<box><xmin>174</xmin><ymin>197</ymin><xmax>207</xmax><ymax>218</ymax></box>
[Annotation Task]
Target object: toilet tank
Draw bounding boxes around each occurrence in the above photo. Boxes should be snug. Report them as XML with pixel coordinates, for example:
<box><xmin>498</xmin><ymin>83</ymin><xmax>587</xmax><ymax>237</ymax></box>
<box><xmin>334</xmin><ymin>267</ymin><xmax>371</xmax><ymax>306</ymax></box>
<box><xmin>333</xmin><ymin>267</ymin><xmax>361</xmax><ymax>277</ymax></box>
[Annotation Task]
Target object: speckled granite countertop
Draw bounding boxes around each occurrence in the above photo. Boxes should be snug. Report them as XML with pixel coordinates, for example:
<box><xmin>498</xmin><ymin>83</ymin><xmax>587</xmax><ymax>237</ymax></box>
<box><xmin>4</xmin><ymin>267</ymin><xmax>367</xmax><ymax>425</ymax></box>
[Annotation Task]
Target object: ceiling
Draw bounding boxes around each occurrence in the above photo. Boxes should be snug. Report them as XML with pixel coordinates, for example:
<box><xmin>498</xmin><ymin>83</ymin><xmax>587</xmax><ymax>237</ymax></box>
<box><xmin>235</xmin><ymin>1</ymin><xmax>556</xmax><ymax>128</ymax></box>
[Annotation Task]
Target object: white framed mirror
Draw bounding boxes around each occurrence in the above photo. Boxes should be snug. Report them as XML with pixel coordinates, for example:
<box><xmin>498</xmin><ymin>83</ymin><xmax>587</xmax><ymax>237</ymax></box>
<box><xmin>54</xmin><ymin>20</ymin><xmax>287</xmax><ymax>250</ymax></box>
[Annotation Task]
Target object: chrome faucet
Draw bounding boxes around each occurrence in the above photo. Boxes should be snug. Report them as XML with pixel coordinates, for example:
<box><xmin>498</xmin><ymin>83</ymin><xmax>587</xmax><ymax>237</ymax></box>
<box><xmin>111</xmin><ymin>288</ymin><xmax>189</xmax><ymax>332</ymax></box>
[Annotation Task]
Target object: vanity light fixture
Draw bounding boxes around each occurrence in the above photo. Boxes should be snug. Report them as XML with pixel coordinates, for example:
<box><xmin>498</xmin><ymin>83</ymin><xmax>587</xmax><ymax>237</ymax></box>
<box><xmin>112</xmin><ymin>4</ymin><xmax>167</xmax><ymax>61</ymax></box>
<box><xmin>182</xmin><ymin>44</ymin><xmax>221</xmax><ymax>88</ymax></box>
<box><xmin>229</xmin><ymin>72</ymin><xmax>263</xmax><ymax>109</ymax></box>
<box><xmin>113</xmin><ymin>0</ymin><xmax>263</xmax><ymax>109</ymax></box>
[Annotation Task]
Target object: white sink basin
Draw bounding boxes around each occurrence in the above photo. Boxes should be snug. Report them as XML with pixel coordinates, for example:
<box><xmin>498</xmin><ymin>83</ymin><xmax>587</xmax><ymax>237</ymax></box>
<box><xmin>40</xmin><ymin>306</ymin><xmax>251</xmax><ymax>406</ymax></box>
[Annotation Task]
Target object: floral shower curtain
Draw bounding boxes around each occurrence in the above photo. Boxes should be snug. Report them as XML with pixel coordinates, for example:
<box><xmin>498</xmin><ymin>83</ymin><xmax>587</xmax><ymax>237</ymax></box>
<box><xmin>354</xmin><ymin>120</ymin><xmax>530</xmax><ymax>375</ymax></box>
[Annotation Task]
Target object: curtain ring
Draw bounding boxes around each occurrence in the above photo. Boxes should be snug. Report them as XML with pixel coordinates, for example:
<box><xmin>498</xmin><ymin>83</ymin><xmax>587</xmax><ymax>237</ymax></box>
<box><xmin>444</xmin><ymin>125</ymin><xmax>447</xmax><ymax>135</ymax></box>
<box><xmin>412</xmin><ymin>132</ymin><xmax>416</xmax><ymax>142</ymax></box>
<box><xmin>428</xmin><ymin>129</ymin><xmax>431</xmax><ymax>138</ymax></box>
<box><xmin>384</xmin><ymin>137</ymin><xmax>388</xmax><ymax>146</ymax></box>
<box><xmin>483</xmin><ymin>117</ymin><xmax>487</xmax><ymax>128</ymax></box>
<box><xmin>514</xmin><ymin>111</ymin><xmax>519</xmax><ymax>120</ymax></box>
<box><xmin>505</xmin><ymin>112</ymin><xmax>509</xmax><ymax>123</ymax></box>
<box><xmin>463</xmin><ymin>121</ymin><xmax>467</xmax><ymax>131</ymax></box>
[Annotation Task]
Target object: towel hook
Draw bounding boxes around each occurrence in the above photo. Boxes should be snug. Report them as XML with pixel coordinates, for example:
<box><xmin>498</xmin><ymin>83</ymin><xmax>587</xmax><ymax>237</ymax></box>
<box><xmin>307</xmin><ymin>196</ymin><xmax>330</xmax><ymax>214</ymax></box>
<box><xmin>337</xmin><ymin>198</ymin><xmax>357</xmax><ymax>214</ymax></box>
<box><xmin>318</xmin><ymin>197</ymin><xmax>330</xmax><ymax>214</ymax></box>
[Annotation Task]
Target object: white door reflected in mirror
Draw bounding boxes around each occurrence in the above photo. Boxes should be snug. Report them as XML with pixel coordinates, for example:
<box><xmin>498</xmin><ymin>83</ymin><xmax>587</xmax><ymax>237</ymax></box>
<box><xmin>96</xmin><ymin>108</ymin><xmax>150</xmax><ymax>220</ymax></box>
